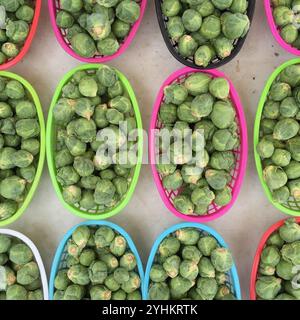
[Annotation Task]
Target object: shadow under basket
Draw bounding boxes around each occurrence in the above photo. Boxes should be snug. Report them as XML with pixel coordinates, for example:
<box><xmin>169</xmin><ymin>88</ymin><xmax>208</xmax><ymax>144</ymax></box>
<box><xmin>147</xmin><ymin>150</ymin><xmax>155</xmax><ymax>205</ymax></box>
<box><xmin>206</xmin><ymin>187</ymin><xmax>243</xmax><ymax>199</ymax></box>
<box><xmin>143</xmin><ymin>222</ymin><xmax>242</xmax><ymax>300</ymax></box>
<box><xmin>48</xmin><ymin>0</ymin><xmax>147</xmax><ymax>63</ymax></box>
<box><xmin>154</xmin><ymin>0</ymin><xmax>256</xmax><ymax>69</ymax></box>
<box><xmin>249</xmin><ymin>217</ymin><xmax>300</xmax><ymax>300</ymax></box>
<box><xmin>149</xmin><ymin>67</ymin><xmax>248</xmax><ymax>222</ymax></box>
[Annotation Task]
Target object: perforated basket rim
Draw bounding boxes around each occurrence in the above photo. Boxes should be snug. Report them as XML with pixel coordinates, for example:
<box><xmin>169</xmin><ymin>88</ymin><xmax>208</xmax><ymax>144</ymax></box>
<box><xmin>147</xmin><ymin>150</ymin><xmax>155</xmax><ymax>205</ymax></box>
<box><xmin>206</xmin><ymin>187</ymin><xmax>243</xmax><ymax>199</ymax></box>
<box><xmin>254</xmin><ymin>58</ymin><xmax>300</xmax><ymax>217</ymax></box>
<box><xmin>249</xmin><ymin>217</ymin><xmax>300</xmax><ymax>300</ymax></box>
<box><xmin>46</xmin><ymin>63</ymin><xmax>143</xmax><ymax>220</ymax></box>
<box><xmin>142</xmin><ymin>222</ymin><xmax>242</xmax><ymax>300</ymax></box>
<box><xmin>0</xmin><ymin>71</ymin><xmax>46</xmax><ymax>227</ymax></box>
<box><xmin>154</xmin><ymin>0</ymin><xmax>256</xmax><ymax>70</ymax></box>
<box><xmin>0</xmin><ymin>229</ymin><xmax>49</xmax><ymax>300</ymax></box>
<box><xmin>149</xmin><ymin>67</ymin><xmax>248</xmax><ymax>223</ymax></box>
<box><xmin>48</xmin><ymin>0</ymin><xmax>148</xmax><ymax>63</ymax></box>
<box><xmin>48</xmin><ymin>220</ymin><xmax>145</xmax><ymax>300</ymax></box>
<box><xmin>0</xmin><ymin>0</ymin><xmax>41</xmax><ymax>71</ymax></box>
<box><xmin>264</xmin><ymin>0</ymin><xmax>300</xmax><ymax>56</ymax></box>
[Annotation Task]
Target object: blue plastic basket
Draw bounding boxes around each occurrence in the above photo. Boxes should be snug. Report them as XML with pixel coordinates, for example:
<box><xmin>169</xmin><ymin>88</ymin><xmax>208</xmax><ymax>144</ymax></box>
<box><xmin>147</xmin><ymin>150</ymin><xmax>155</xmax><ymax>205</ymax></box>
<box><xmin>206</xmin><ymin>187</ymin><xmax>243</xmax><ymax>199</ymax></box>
<box><xmin>142</xmin><ymin>222</ymin><xmax>242</xmax><ymax>300</ymax></box>
<box><xmin>49</xmin><ymin>220</ymin><xmax>145</xmax><ymax>300</ymax></box>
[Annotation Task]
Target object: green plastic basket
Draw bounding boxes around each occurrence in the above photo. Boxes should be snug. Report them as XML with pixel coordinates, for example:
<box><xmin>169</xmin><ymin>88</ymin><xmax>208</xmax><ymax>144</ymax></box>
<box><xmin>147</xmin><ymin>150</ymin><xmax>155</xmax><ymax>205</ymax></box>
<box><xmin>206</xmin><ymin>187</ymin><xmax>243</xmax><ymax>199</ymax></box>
<box><xmin>0</xmin><ymin>71</ymin><xmax>46</xmax><ymax>227</ymax></box>
<box><xmin>46</xmin><ymin>64</ymin><xmax>143</xmax><ymax>220</ymax></box>
<box><xmin>254</xmin><ymin>58</ymin><xmax>300</xmax><ymax>217</ymax></box>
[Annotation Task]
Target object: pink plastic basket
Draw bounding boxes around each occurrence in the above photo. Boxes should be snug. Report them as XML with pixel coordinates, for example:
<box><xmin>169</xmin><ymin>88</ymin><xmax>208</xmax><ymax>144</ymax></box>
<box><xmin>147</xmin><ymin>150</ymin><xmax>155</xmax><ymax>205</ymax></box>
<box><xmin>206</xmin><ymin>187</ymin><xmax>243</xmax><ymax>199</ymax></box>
<box><xmin>48</xmin><ymin>0</ymin><xmax>147</xmax><ymax>63</ymax></box>
<box><xmin>149</xmin><ymin>67</ymin><xmax>248</xmax><ymax>222</ymax></box>
<box><xmin>265</xmin><ymin>0</ymin><xmax>300</xmax><ymax>56</ymax></box>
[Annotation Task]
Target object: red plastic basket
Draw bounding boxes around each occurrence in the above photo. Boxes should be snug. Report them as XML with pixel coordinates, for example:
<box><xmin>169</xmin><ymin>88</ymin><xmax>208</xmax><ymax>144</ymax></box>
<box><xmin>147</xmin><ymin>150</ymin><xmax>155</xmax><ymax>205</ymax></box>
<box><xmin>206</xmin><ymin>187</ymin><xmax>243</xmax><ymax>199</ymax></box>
<box><xmin>0</xmin><ymin>0</ymin><xmax>41</xmax><ymax>70</ymax></box>
<box><xmin>250</xmin><ymin>217</ymin><xmax>300</xmax><ymax>300</ymax></box>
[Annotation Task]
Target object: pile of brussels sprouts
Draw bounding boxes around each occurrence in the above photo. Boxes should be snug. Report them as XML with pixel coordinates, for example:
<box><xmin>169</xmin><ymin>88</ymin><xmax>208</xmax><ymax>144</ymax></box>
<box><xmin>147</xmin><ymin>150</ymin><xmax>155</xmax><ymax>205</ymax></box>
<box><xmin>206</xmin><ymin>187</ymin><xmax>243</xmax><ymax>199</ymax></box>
<box><xmin>0</xmin><ymin>0</ymin><xmax>35</xmax><ymax>65</ymax></box>
<box><xmin>148</xmin><ymin>228</ymin><xmax>235</xmax><ymax>300</ymax></box>
<box><xmin>161</xmin><ymin>0</ymin><xmax>250</xmax><ymax>67</ymax></box>
<box><xmin>53</xmin><ymin>65</ymin><xmax>138</xmax><ymax>213</ymax></box>
<box><xmin>255</xmin><ymin>218</ymin><xmax>300</xmax><ymax>300</ymax></box>
<box><xmin>53</xmin><ymin>225</ymin><xmax>142</xmax><ymax>300</ymax></box>
<box><xmin>0</xmin><ymin>77</ymin><xmax>40</xmax><ymax>222</ymax></box>
<box><xmin>55</xmin><ymin>0</ymin><xmax>141</xmax><ymax>58</ymax></box>
<box><xmin>0</xmin><ymin>234</ymin><xmax>43</xmax><ymax>300</ymax></box>
<box><xmin>271</xmin><ymin>0</ymin><xmax>300</xmax><ymax>49</ymax></box>
<box><xmin>257</xmin><ymin>64</ymin><xmax>300</xmax><ymax>206</ymax></box>
<box><xmin>156</xmin><ymin>73</ymin><xmax>239</xmax><ymax>216</ymax></box>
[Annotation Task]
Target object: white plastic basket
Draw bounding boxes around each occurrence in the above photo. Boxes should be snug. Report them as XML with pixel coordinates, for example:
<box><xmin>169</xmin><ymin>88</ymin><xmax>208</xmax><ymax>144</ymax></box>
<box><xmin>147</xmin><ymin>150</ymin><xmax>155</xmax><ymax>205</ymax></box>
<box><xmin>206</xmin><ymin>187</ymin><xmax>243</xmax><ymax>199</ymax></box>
<box><xmin>0</xmin><ymin>229</ymin><xmax>49</xmax><ymax>300</ymax></box>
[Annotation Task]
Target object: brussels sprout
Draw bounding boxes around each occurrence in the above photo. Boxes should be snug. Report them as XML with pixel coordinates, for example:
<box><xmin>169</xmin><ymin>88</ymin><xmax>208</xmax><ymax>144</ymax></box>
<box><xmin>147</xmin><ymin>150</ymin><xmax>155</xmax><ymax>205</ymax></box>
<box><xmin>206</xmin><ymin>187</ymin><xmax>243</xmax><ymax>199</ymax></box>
<box><xmin>0</xmin><ymin>201</ymin><xmax>18</xmax><ymax>221</ymax></box>
<box><xmin>279</xmin><ymin>218</ymin><xmax>300</xmax><ymax>242</ymax></box>
<box><xmin>111</xmin><ymin>289</ymin><xmax>126</xmax><ymax>300</ymax></box>
<box><xmin>198</xmin><ymin>257</ymin><xmax>216</xmax><ymax>278</ymax></box>
<box><xmin>88</xmin><ymin>261</ymin><xmax>108</xmax><ymax>285</ymax></box>
<box><xmin>182</xmin><ymin>246</ymin><xmax>202</xmax><ymax>264</ymax></box>
<box><xmin>120</xmin><ymin>252</ymin><xmax>137</xmax><ymax>271</ymax></box>
<box><xmin>197</xmin><ymin>236</ymin><xmax>218</xmax><ymax>257</ymax></box>
<box><xmin>80</xmin><ymin>190</ymin><xmax>96</xmax><ymax>210</ymax></box>
<box><xmin>0</xmin><ymin>234</ymin><xmax>11</xmax><ymax>253</ymax></box>
<box><xmin>116</xmin><ymin>0</ymin><xmax>140</xmax><ymax>24</ymax></box>
<box><xmin>176</xmin><ymin>228</ymin><xmax>200</xmax><ymax>245</ymax></box>
<box><xmin>97</xmin><ymin>65</ymin><xmax>118</xmax><ymax>88</ymax></box>
<box><xmin>16</xmin><ymin>262</ymin><xmax>40</xmax><ymax>285</ymax></box>
<box><xmin>94</xmin><ymin>179</ymin><xmax>116</xmax><ymax>205</ymax></box>
<box><xmin>285</xmin><ymin>281</ymin><xmax>300</xmax><ymax>299</ymax></box>
<box><xmin>179</xmin><ymin>260</ymin><xmax>199</xmax><ymax>280</ymax></box>
<box><xmin>112</xmin><ymin>19</ymin><xmax>131</xmax><ymax>39</ymax></box>
<box><xmin>55</xmin><ymin>270</ymin><xmax>71</xmax><ymax>291</ymax></box>
<box><xmin>0</xmin><ymin>176</ymin><xmax>26</xmax><ymax>201</ymax></box>
<box><xmin>9</xmin><ymin>244</ymin><xmax>33</xmax><ymax>265</ymax></box>
<box><xmin>211</xmin><ymin>100</ymin><xmax>235</xmax><ymax>129</ymax></box>
<box><xmin>214</xmin><ymin>186</ymin><xmax>232</xmax><ymax>206</ymax></box>
<box><xmin>182</xmin><ymin>9</ymin><xmax>202</xmax><ymax>32</ymax></box>
<box><xmin>209</xmin><ymin>78</ymin><xmax>230</xmax><ymax>100</ymax></box>
<box><xmin>162</xmin><ymin>170</ymin><xmax>183</xmax><ymax>190</ymax></box>
<box><xmin>56</xmin><ymin>10</ymin><xmax>75</xmax><ymax>28</ymax></box>
<box><xmin>57</xmin><ymin>166</ymin><xmax>80</xmax><ymax>186</ymax></box>
<box><xmin>196</xmin><ymin>277</ymin><xmax>218</xmax><ymax>300</ymax></box>
<box><xmin>281</xmin><ymin>24</ymin><xmax>298</xmax><ymax>44</ymax></box>
<box><xmin>110</xmin><ymin>236</ymin><xmax>127</xmax><ymax>257</ymax></box>
<box><xmin>62</xmin><ymin>185</ymin><xmax>81</xmax><ymax>205</ymax></box>
<box><xmin>170</xmin><ymin>275</ymin><xmax>194</xmax><ymax>298</ymax></box>
<box><xmin>150</xmin><ymin>264</ymin><xmax>168</xmax><ymax>283</ymax></box>
<box><xmin>273</xmin><ymin>119</ymin><xmax>299</xmax><ymax>141</ymax></box>
<box><xmin>162</xmin><ymin>0</ymin><xmax>182</xmax><ymax>17</ymax></box>
<box><xmin>148</xmin><ymin>282</ymin><xmax>170</xmax><ymax>300</ymax></box>
<box><xmin>211</xmin><ymin>248</ymin><xmax>233</xmax><ymax>272</ymax></box>
<box><xmin>267</xmin><ymin>231</ymin><xmax>285</xmax><ymax>248</ymax></box>
<box><xmin>185</xmin><ymin>73</ymin><xmax>212</xmax><ymax>96</ymax></box>
<box><xmin>269</xmin><ymin>82</ymin><xmax>291</xmax><ymax>102</ymax></box>
<box><xmin>159</xmin><ymin>236</ymin><xmax>181</xmax><ymax>258</ymax></box>
<box><xmin>167</xmin><ymin>16</ymin><xmax>185</xmax><ymax>41</ymax></box>
<box><xmin>173</xmin><ymin>194</ymin><xmax>194</xmax><ymax>215</ymax></box>
<box><xmin>121</xmin><ymin>271</ymin><xmax>141</xmax><ymax>293</ymax></box>
<box><xmin>205</xmin><ymin>169</ymin><xmax>228</xmax><ymax>190</ymax></box>
<box><xmin>255</xmin><ymin>276</ymin><xmax>282</xmax><ymax>300</ymax></box>
<box><xmin>272</xmin><ymin>186</ymin><xmax>290</xmax><ymax>204</ymax></box>
<box><xmin>263</xmin><ymin>165</ymin><xmax>288</xmax><ymax>191</ymax></box>
<box><xmin>163</xmin><ymin>255</ymin><xmax>181</xmax><ymax>278</ymax></box>
<box><xmin>6</xmin><ymin>284</ymin><xmax>28</xmax><ymax>300</ymax></box>
<box><xmin>63</xmin><ymin>284</ymin><xmax>85</xmax><ymax>300</ymax></box>
<box><xmin>191</xmin><ymin>93</ymin><xmax>214</xmax><ymax>118</ymax></box>
<box><xmin>261</xmin><ymin>245</ymin><xmax>281</xmax><ymax>268</ymax></box>
<box><xmin>104</xmin><ymin>274</ymin><xmax>120</xmax><ymax>292</ymax></box>
<box><xmin>280</xmin><ymin>97</ymin><xmax>298</xmax><ymax>118</ymax></box>
<box><xmin>276</xmin><ymin>259</ymin><xmax>295</xmax><ymax>280</ymax></box>
<box><xmin>259</xmin><ymin>264</ymin><xmax>275</xmax><ymax>276</ymax></box>
<box><xmin>94</xmin><ymin>226</ymin><xmax>115</xmax><ymax>248</ymax></box>
<box><xmin>70</xmin><ymin>33</ymin><xmax>97</xmax><ymax>58</ymax></box>
<box><xmin>194</xmin><ymin>45</ymin><xmax>214</xmax><ymax>67</ymax></box>
<box><xmin>200</xmin><ymin>15</ymin><xmax>221</xmax><ymax>39</ymax></box>
<box><xmin>281</xmin><ymin>241</ymin><xmax>300</xmax><ymax>265</ymax></box>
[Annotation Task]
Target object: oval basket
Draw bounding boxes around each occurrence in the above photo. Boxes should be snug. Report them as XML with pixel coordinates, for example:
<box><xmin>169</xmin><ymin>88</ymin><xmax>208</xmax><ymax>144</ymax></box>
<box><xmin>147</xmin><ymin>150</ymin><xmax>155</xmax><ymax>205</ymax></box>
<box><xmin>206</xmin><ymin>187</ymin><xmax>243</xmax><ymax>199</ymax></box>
<box><xmin>149</xmin><ymin>67</ymin><xmax>248</xmax><ymax>222</ymax></box>
<box><xmin>0</xmin><ymin>0</ymin><xmax>41</xmax><ymax>70</ymax></box>
<box><xmin>46</xmin><ymin>64</ymin><xmax>143</xmax><ymax>220</ymax></box>
<box><xmin>249</xmin><ymin>217</ymin><xmax>300</xmax><ymax>300</ymax></box>
<box><xmin>48</xmin><ymin>0</ymin><xmax>147</xmax><ymax>63</ymax></box>
<box><xmin>143</xmin><ymin>222</ymin><xmax>241</xmax><ymax>300</ymax></box>
<box><xmin>0</xmin><ymin>71</ymin><xmax>45</xmax><ymax>227</ymax></box>
<box><xmin>0</xmin><ymin>228</ymin><xmax>49</xmax><ymax>300</ymax></box>
<box><xmin>264</xmin><ymin>0</ymin><xmax>300</xmax><ymax>56</ymax></box>
<box><xmin>49</xmin><ymin>220</ymin><xmax>144</xmax><ymax>300</ymax></box>
<box><xmin>254</xmin><ymin>58</ymin><xmax>300</xmax><ymax>217</ymax></box>
<box><xmin>155</xmin><ymin>0</ymin><xmax>256</xmax><ymax>70</ymax></box>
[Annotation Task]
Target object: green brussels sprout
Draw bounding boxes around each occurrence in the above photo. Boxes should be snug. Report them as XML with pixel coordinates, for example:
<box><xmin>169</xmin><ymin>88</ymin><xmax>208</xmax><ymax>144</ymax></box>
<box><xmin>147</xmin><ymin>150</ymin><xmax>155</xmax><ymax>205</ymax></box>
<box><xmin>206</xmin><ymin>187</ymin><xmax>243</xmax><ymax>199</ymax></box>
<box><xmin>164</xmin><ymin>83</ymin><xmax>188</xmax><ymax>106</ymax></box>
<box><xmin>211</xmin><ymin>248</ymin><xmax>233</xmax><ymax>272</ymax></box>
<box><xmin>127</xmin><ymin>290</ymin><xmax>141</xmax><ymax>300</ymax></box>
<box><xmin>62</xmin><ymin>185</ymin><xmax>81</xmax><ymax>205</ymax></box>
<box><xmin>176</xmin><ymin>228</ymin><xmax>200</xmax><ymax>245</ymax></box>
<box><xmin>209</xmin><ymin>78</ymin><xmax>230</xmax><ymax>100</ymax></box>
<box><xmin>260</xmin><ymin>245</ymin><xmax>281</xmax><ymax>267</ymax></box>
<box><xmin>159</xmin><ymin>103</ymin><xmax>177</xmax><ymax>124</ymax></box>
<box><xmin>196</xmin><ymin>277</ymin><xmax>218</xmax><ymax>300</ymax></box>
<box><xmin>16</xmin><ymin>262</ymin><xmax>40</xmax><ymax>285</ymax></box>
<box><xmin>267</xmin><ymin>231</ymin><xmax>285</xmax><ymax>248</ymax></box>
<box><xmin>67</xmin><ymin>264</ymin><xmax>90</xmax><ymax>286</ymax></box>
<box><xmin>281</xmin><ymin>241</ymin><xmax>300</xmax><ymax>265</ymax></box>
<box><xmin>173</xmin><ymin>194</ymin><xmax>194</xmax><ymax>215</ymax></box>
<box><xmin>97</xmin><ymin>65</ymin><xmax>118</xmax><ymax>88</ymax></box>
<box><xmin>94</xmin><ymin>226</ymin><xmax>115</xmax><ymax>248</ymax></box>
<box><xmin>162</xmin><ymin>0</ymin><xmax>182</xmax><ymax>17</ymax></box>
<box><xmin>65</xmin><ymin>136</ymin><xmax>87</xmax><ymax>157</ymax></box>
<box><xmin>6</xmin><ymin>284</ymin><xmax>27</xmax><ymax>300</ymax></box>
<box><xmin>279</xmin><ymin>218</ymin><xmax>300</xmax><ymax>242</ymax></box>
<box><xmin>178</xmin><ymin>35</ymin><xmax>198</xmax><ymax>57</ymax></box>
<box><xmin>55</xmin><ymin>148</ymin><xmax>73</xmax><ymax>169</ymax></box>
<box><xmin>104</xmin><ymin>274</ymin><xmax>120</xmax><ymax>292</ymax></box>
<box><xmin>70</xmin><ymin>33</ymin><xmax>97</xmax><ymax>58</ymax></box>
<box><xmin>0</xmin><ymin>201</ymin><xmax>18</xmax><ymax>221</ymax></box>
<box><xmin>150</xmin><ymin>264</ymin><xmax>168</xmax><ymax>283</ymax></box>
<box><xmin>284</xmin><ymin>281</ymin><xmax>300</xmax><ymax>299</ymax></box>
<box><xmin>222</xmin><ymin>12</ymin><xmax>249</xmax><ymax>39</ymax></box>
<box><xmin>230</xmin><ymin>0</ymin><xmax>248</xmax><ymax>13</ymax></box>
<box><xmin>210</xmin><ymin>151</ymin><xmax>235</xmax><ymax>171</ymax></box>
<box><xmin>110</xmin><ymin>235</ymin><xmax>127</xmax><ymax>257</ymax></box>
<box><xmin>281</xmin><ymin>24</ymin><xmax>298</xmax><ymax>44</ymax></box>
<box><xmin>263</xmin><ymin>165</ymin><xmax>288</xmax><ymax>191</ymax></box>
<box><xmin>148</xmin><ymin>282</ymin><xmax>170</xmax><ymax>300</ymax></box>
<box><xmin>162</xmin><ymin>170</ymin><xmax>183</xmax><ymax>190</ymax></box>
<box><xmin>198</xmin><ymin>256</ymin><xmax>216</xmax><ymax>278</ymax></box>
<box><xmin>0</xmin><ymin>234</ymin><xmax>11</xmax><ymax>253</ymax></box>
<box><xmin>169</xmin><ymin>275</ymin><xmax>194</xmax><ymax>298</ymax></box>
<box><xmin>191</xmin><ymin>93</ymin><xmax>214</xmax><ymax>118</ymax></box>
<box><xmin>116</xmin><ymin>0</ymin><xmax>140</xmax><ymax>24</ymax></box>
<box><xmin>15</xmin><ymin>119</ymin><xmax>40</xmax><ymax>139</ymax></box>
<box><xmin>279</xmin><ymin>97</ymin><xmax>298</xmax><ymax>118</ymax></box>
<box><xmin>88</xmin><ymin>261</ymin><xmax>108</xmax><ymax>285</ymax></box>
<box><xmin>269</xmin><ymin>82</ymin><xmax>291</xmax><ymax>102</ymax></box>
<box><xmin>56</xmin><ymin>10</ymin><xmax>75</xmax><ymax>28</ymax></box>
<box><xmin>167</xmin><ymin>16</ymin><xmax>185</xmax><ymax>41</ymax></box>
<box><xmin>272</xmin><ymin>186</ymin><xmax>290</xmax><ymax>204</ymax></box>
<box><xmin>212</xmin><ymin>0</ymin><xmax>233</xmax><ymax>10</ymax></box>
<box><xmin>287</xmin><ymin>136</ymin><xmax>300</xmax><ymax>161</ymax></box>
<box><xmin>159</xmin><ymin>236</ymin><xmax>181</xmax><ymax>258</ymax></box>
<box><xmin>263</xmin><ymin>100</ymin><xmax>280</xmax><ymax>119</ymax></box>
<box><xmin>215</xmin><ymin>272</ymin><xmax>227</xmax><ymax>285</ymax></box>
<box><xmin>275</xmin><ymin>293</ymin><xmax>296</xmax><ymax>300</ymax></box>
<box><xmin>271</xmin><ymin>149</ymin><xmax>291</xmax><ymax>167</ymax></box>
<box><xmin>182</xmin><ymin>245</ymin><xmax>202</xmax><ymax>263</ymax></box>
<box><xmin>0</xmin><ymin>147</ymin><xmax>16</xmax><ymax>170</ymax></box>
<box><xmin>120</xmin><ymin>252</ymin><xmax>137</xmax><ymax>271</ymax></box>
<box><xmin>55</xmin><ymin>270</ymin><xmax>71</xmax><ymax>291</ymax></box>
<box><xmin>72</xmin><ymin>225</ymin><xmax>90</xmax><ymax>249</ymax></box>
<box><xmin>0</xmin><ymin>175</ymin><xmax>26</xmax><ymax>201</ymax></box>
<box><xmin>276</xmin><ymin>259</ymin><xmax>295</xmax><ymax>280</ymax></box>
<box><xmin>179</xmin><ymin>260</ymin><xmax>199</xmax><ymax>280</ymax></box>
<box><xmin>80</xmin><ymin>190</ymin><xmax>96</xmax><ymax>210</ymax></box>
<box><xmin>120</xmin><ymin>271</ymin><xmax>140</xmax><ymax>293</ymax></box>
<box><xmin>13</xmin><ymin>150</ymin><xmax>34</xmax><ymax>168</ymax></box>
<box><xmin>259</xmin><ymin>264</ymin><xmax>275</xmax><ymax>276</ymax></box>
<box><xmin>273</xmin><ymin>118</ymin><xmax>299</xmax><ymax>141</ymax></box>
<box><xmin>112</xmin><ymin>19</ymin><xmax>130</xmax><ymax>39</ymax></box>
<box><xmin>111</xmin><ymin>289</ymin><xmax>126</xmax><ymax>300</ymax></box>
<box><xmin>57</xmin><ymin>166</ymin><xmax>80</xmax><ymax>187</ymax></box>
<box><xmin>280</xmin><ymin>64</ymin><xmax>300</xmax><ymax>87</ymax></box>
<box><xmin>197</xmin><ymin>236</ymin><xmax>218</xmax><ymax>257</ymax></box>
<box><xmin>0</xmin><ymin>102</ymin><xmax>13</xmax><ymax>119</ymax></box>
<box><xmin>99</xmin><ymin>253</ymin><xmax>119</xmax><ymax>272</ymax></box>
<box><xmin>94</xmin><ymin>179</ymin><xmax>116</xmax><ymax>205</ymax></box>
<box><xmin>182</xmin><ymin>9</ymin><xmax>202</xmax><ymax>32</ymax></box>
<box><xmin>200</xmin><ymin>15</ymin><xmax>221</xmax><ymax>39</ymax></box>
<box><xmin>181</xmin><ymin>165</ymin><xmax>203</xmax><ymax>185</ymax></box>
<box><xmin>163</xmin><ymin>255</ymin><xmax>181</xmax><ymax>278</ymax></box>
<box><xmin>80</xmin><ymin>175</ymin><xmax>99</xmax><ymax>190</ymax></box>
<box><xmin>255</xmin><ymin>276</ymin><xmax>282</xmax><ymax>300</ymax></box>
<box><xmin>63</xmin><ymin>284</ymin><xmax>85</xmax><ymax>300</ymax></box>
<box><xmin>205</xmin><ymin>169</ymin><xmax>228</xmax><ymax>190</ymax></box>
<box><xmin>211</xmin><ymin>100</ymin><xmax>235</xmax><ymax>129</ymax></box>
<box><xmin>27</xmin><ymin>289</ymin><xmax>43</xmax><ymax>300</ymax></box>
<box><xmin>86</xmin><ymin>13</ymin><xmax>111</xmax><ymax>41</ymax></box>
<box><xmin>214</xmin><ymin>186</ymin><xmax>232</xmax><ymax>206</ymax></box>
<box><xmin>113</xmin><ymin>267</ymin><xmax>130</xmax><ymax>284</ymax></box>
<box><xmin>156</xmin><ymin>163</ymin><xmax>177</xmax><ymax>177</ymax></box>
<box><xmin>212</xmin><ymin>35</ymin><xmax>234</xmax><ymax>59</ymax></box>
<box><xmin>9</xmin><ymin>244</ymin><xmax>33</xmax><ymax>265</ymax></box>
<box><xmin>0</xmin><ymin>253</ymin><xmax>8</xmax><ymax>265</ymax></box>
<box><xmin>185</xmin><ymin>73</ymin><xmax>212</xmax><ymax>96</ymax></box>
<box><xmin>90</xmin><ymin>285</ymin><xmax>111</xmax><ymax>300</ymax></box>
<box><xmin>194</xmin><ymin>45</ymin><xmax>214</xmax><ymax>67</ymax></box>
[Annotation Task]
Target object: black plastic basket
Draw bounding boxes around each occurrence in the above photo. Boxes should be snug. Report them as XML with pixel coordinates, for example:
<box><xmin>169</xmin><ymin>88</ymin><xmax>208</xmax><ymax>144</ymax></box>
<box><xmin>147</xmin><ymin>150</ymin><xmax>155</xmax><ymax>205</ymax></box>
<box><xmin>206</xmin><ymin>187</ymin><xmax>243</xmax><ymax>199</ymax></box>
<box><xmin>155</xmin><ymin>0</ymin><xmax>256</xmax><ymax>69</ymax></box>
